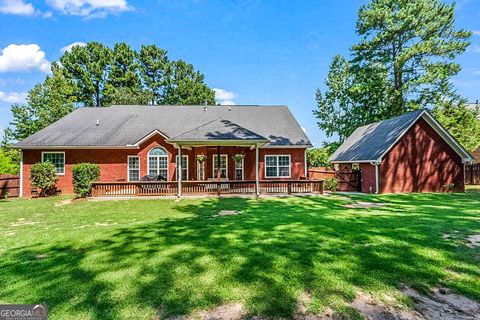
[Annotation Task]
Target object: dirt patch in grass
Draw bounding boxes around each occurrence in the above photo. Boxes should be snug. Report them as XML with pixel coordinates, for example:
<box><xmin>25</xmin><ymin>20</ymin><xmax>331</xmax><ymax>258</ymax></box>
<box><xmin>163</xmin><ymin>303</ymin><xmax>245</xmax><ymax>320</ymax></box>
<box><xmin>214</xmin><ymin>210</ymin><xmax>240</xmax><ymax>217</ymax></box>
<box><xmin>343</xmin><ymin>201</ymin><xmax>387</xmax><ymax>209</ymax></box>
<box><xmin>34</xmin><ymin>254</ymin><xmax>49</xmax><ymax>260</ymax></box>
<box><xmin>54</xmin><ymin>197</ymin><xmax>86</xmax><ymax>207</ymax></box>
<box><xmin>351</xmin><ymin>292</ymin><xmax>424</xmax><ymax>320</ymax></box>
<box><xmin>402</xmin><ymin>287</ymin><xmax>480</xmax><ymax>320</ymax></box>
<box><xmin>465</xmin><ymin>234</ymin><xmax>480</xmax><ymax>248</ymax></box>
<box><xmin>10</xmin><ymin>218</ymin><xmax>39</xmax><ymax>227</ymax></box>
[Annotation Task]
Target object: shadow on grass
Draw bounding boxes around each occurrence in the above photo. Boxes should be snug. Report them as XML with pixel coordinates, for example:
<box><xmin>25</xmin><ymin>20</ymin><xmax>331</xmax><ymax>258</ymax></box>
<box><xmin>0</xmin><ymin>193</ymin><xmax>479</xmax><ymax>319</ymax></box>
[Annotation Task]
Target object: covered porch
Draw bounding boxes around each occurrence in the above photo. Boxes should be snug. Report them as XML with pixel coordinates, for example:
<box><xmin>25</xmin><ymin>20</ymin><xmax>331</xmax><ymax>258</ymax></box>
<box><xmin>91</xmin><ymin>120</ymin><xmax>322</xmax><ymax>197</ymax></box>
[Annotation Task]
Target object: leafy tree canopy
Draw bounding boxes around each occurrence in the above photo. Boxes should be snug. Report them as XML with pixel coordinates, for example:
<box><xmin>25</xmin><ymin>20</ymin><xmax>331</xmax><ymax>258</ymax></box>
<box><xmin>315</xmin><ymin>0</ymin><xmax>472</xmax><ymax>145</ymax></box>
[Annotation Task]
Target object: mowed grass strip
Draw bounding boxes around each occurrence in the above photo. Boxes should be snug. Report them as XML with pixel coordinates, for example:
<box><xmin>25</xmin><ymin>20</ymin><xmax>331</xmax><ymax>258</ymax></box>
<box><xmin>0</xmin><ymin>189</ymin><xmax>479</xmax><ymax>319</ymax></box>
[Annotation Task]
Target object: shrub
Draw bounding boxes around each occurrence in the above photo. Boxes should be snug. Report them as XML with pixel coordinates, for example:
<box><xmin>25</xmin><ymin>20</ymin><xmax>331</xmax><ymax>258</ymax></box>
<box><xmin>72</xmin><ymin>163</ymin><xmax>100</xmax><ymax>197</ymax></box>
<box><xmin>30</xmin><ymin>162</ymin><xmax>57</xmax><ymax>197</ymax></box>
<box><xmin>324</xmin><ymin>178</ymin><xmax>338</xmax><ymax>192</ymax></box>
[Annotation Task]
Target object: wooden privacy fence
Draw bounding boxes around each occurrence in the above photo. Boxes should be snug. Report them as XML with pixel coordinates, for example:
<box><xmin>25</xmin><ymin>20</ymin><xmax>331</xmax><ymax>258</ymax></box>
<box><xmin>308</xmin><ymin>168</ymin><xmax>361</xmax><ymax>192</ymax></box>
<box><xmin>0</xmin><ymin>174</ymin><xmax>20</xmax><ymax>198</ymax></box>
<box><xmin>91</xmin><ymin>180</ymin><xmax>323</xmax><ymax>197</ymax></box>
<box><xmin>307</xmin><ymin>167</ymin><xmax>335</xmax><ymax>180</ymax></box>
<box><xmin>465</xmin><ymin>164</ymin><xmax>480</xmax><ymax>185</ymax></box>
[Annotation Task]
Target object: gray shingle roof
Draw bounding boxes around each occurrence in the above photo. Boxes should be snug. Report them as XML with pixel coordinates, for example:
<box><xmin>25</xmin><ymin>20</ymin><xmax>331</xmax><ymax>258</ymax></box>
<box><xmin>330</xmin><ymin>110</ymin><xmax>424</xmax><ymax>162</ymax></box>
<box><xmin>169</xmin><ymin>118</ymin><xmax>268</xmax><ymax>142</ymax></box>
<box><xmin>15</xmin><ymin>105</ymin><xmax>311</xmax><ymax>148</ymax></box>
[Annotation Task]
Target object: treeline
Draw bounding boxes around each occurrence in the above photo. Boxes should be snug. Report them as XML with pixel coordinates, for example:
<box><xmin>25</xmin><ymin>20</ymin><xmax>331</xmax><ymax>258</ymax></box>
<box><xmin>1</xmin><ymin>42</ymin><xmax>217</xmax><ymax>174</ymax></box>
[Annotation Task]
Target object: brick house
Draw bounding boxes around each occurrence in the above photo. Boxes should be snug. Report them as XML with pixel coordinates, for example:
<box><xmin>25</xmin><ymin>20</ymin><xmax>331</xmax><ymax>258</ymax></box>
<box><xmin>14</xmin><ymin>105</ymin><xmax>312</xmax><ymax>197</ymax></box>
<box><xmin>330</xmin><ymin>109</ymin><xmax>474</xmax><ymax>193</ymax></box>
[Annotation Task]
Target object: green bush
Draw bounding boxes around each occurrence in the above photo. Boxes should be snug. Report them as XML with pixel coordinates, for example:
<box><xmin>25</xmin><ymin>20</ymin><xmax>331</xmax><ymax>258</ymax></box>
<box><xmin>324</xmin><ymin>178</ymin><xmax>338</xmax><ymax>192</ymax></box>
<box><xmin>30</xmin><ymin>162</ymin><xmax>57</xmax><ymax>197</ymax></box>
<box><xmin>72</xmin><ymin>163</ymin><xmax>100</xmax><ymax>197</ymax></box>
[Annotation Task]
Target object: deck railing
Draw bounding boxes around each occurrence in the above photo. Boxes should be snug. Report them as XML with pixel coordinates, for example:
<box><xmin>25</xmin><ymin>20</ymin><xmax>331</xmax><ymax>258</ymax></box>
<box><xmin>91</xmin><ymin>180</ymin><xmax>323</xmax><ymax>197</ymax></box>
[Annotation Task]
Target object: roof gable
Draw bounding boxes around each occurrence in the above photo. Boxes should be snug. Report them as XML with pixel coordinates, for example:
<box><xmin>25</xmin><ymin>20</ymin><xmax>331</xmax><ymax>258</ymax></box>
<box><xmin>330</xmin><ymin>109</ymin><xmax>473</xmax><ymax>163</ymax></box>
<box><xmin>168</xmin><ymin>118</ymin><xmax>267</xmax><ymax>142</ymax></box>
<box><xmin>14</xmin><ymin>105</ymin><xmax>311</xmax><ymax>148</ymax></box>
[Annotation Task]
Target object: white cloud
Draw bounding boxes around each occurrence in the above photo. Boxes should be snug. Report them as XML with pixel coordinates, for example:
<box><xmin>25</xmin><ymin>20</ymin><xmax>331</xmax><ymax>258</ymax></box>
<box><xmin>46</xmin><ymin>0</ymin><xmax>130</xmax><ymax>17</ymax></box>
<box><xmin>213</xmin><ymin>88</ymin><xmax>237</xmax><ymax>105</ymax></box>
<box><xmin>60</xmin><ymin>41</ymin><xmax>87</xmax><ymax>53</ymax></box>
<box><xmin>0</xmin><ymin>44</ymin><xmax>50</xmax><ymax>73</ymax></box>
<box><xmin>0</xmin><ymin>0</ymin><xmax>34</xmax><ymax>15</ymax></box>
<box><xmin>0</xmin><ymin>91</ymin><xmax>27</xmax><ymax>103</ymax></box>
<box><xmin>472</xmin><ymin>30</ymin><xmax>480</xmax><ymax>36</ymax></box>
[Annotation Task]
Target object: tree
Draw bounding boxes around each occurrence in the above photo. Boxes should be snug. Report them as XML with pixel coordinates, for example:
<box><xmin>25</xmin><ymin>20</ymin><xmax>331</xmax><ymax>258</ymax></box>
<box><xmin>104</xmin><ymin>87</ymin><xmax>151</xmax><ymax>106</ymax></box>
<box><xmin>61</xmin><ymin>42</ymin><xmax>113</xmax><ymax>107</ymax></box>
<box><xmin>0</xmin><ymin>149</ymin><xmax>18</xmax><ymax>174</ymax></box>
<box><xmin>7</xmin><ymin>63</ymin><xmax>76</xmax><ymax>141</ymax></box>
<box><xmin>432</xmin><ymin>98</ymin><xmax>480</xmax><ymax>152</ymax></box>
<box><xmin>108</xmin><ymin>42</ymin><xmax>141</xmax><ymax>89</ymax></box>
<box><xmin>314</xmin><ymin>55</ymin><xmax>357</xmax><ymax>142</ymax></box>
<box><xmin>352</xmin><ymin>0</ymin><xmax>471</xmax><ymax>115</ymax></box>
<box><xmin>137</xmin><ymin>44</ymin><xmax>170</xmax><ymax>105</ymax></box>
<box><xmin>306</xmin><ymin>147</ymin><xmax>332</xmax><ymax>167</ymax></box>
<box><xmin>163</xmin><ymin>60</ymin><xmax>216</xmax><ymax>105</ymax></box>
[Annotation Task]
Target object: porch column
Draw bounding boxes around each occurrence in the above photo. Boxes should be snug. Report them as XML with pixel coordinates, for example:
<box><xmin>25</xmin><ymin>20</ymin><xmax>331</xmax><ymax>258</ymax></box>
<box><xmin>255</xmin><ymin>144</ymin><xmax>259</xmax><ymax>197</ymax></box>
<box><xmin>178</xmin><ymin>146</ymin><xmax>182</xmax><ymax>197</ymax></box>
<box><xmin>216</xmin><ymin>145</ymin><xmax>221</xmax><ymax>181</ymax></box>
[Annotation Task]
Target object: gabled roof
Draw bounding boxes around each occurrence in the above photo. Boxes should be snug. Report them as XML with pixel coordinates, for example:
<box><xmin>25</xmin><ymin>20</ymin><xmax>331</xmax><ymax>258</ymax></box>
<box><xmin>167</xmin><ymin>118</ymin><xmax>268</xmax><ymax>144</ymax></box>
<box><xmin>14</xmin><ymin>105</ymin><xmax>311</xmax><ymax>149</ymax></box>
<box><xmin>330</xmin><ymin>109</ymin><xmax>474</xmax><ymax>164</ymax></box>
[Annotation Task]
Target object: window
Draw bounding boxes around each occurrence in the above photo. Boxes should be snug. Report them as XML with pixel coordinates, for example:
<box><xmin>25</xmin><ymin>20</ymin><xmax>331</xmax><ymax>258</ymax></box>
<box><xmin>148</xmin><ymin>147</ymin><xmax>168</xmax><ymax>179</ymax></box>
<box><xmin>175</xmin><ymin>155</ymin><xmax>188</xmax><ymax>181</ymax></box>
<box><xmin>212</xmin><ymin>155</ymin><xmax>228</xmax><ymax>178</ymax></box>
<box><xmin>128</xmin><ymin>156</ymin><xmax>140</xmax><ymax>181</ymax></box>
<box><xmin>265</xmin><ymin>155</ymin><xmax>291</xmax><ymax>178</ymax></box>
<box><xmin>197</xmin><ymin>157</ymin><xmax>205</xmax><ymax>181</ymax></box>
<box><xmin>42</xmin><ymin>152</ymin><xmax>65</xmax><ymax>175</ymax></box>
<box><xmin>235</xmin><ymin>158</ymin><xmax>244</xmax><ymax>180</ymax></box>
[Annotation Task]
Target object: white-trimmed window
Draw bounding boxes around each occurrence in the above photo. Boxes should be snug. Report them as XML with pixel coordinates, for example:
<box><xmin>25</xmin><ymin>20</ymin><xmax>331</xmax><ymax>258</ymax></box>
<box><xmin>212</xmin><ymin>154</ymin><xmax>228</xmax><ymax>178</ymax></box>
<box><xmin>265</xmin><ymin>155</ymin><xmax>291</xmax><ymax>178</ymax></box>
<box><xmin>148</xmin><ymin>147</ymin><xmax>168</xmax><ymax>179</ymax></box>
<box><xmin>235</xmin><ymin>158</ymin><xmax>244</xmax><ymax>180</ymax></box>
<box><xmin>197</xmin><ymin>157</ymin><xmax>205</xmax><ymax>181</ymax></box>
<box><xmin>42</xmin><ymin>152</ymin><xmax>65</xmax><ymax>175</ymax></box>
<box><xmin>175</xmin><ymin>155</ymin><xmax>188</xmax><ymax>181</ymax></box>
<box><xmin>128</xmin><ymin>156</ymin><xmax>140</xmax><ymax>181</ymax></box>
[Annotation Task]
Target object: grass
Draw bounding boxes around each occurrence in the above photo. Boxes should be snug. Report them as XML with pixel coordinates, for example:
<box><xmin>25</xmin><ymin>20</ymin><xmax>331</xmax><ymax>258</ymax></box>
<box><xmin>0</xmin><ymin>189</ymin><xmax>479</xmax><ymax>319</ymax></box>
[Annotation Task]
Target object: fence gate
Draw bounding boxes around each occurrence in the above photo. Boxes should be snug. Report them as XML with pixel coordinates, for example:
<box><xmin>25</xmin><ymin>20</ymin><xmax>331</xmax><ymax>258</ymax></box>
<box><xmin>465</xmin><ymin>164</ymin><xmax>480</xmax><ymax>185</ymax></box>
<box><xmin>335</xmin><ymin>170</ymin><xmax>361</xmax><ymax>192</ymax></box>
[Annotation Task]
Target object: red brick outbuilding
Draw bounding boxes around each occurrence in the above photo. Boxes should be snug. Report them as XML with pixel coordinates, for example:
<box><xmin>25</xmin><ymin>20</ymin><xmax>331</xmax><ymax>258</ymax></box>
<box><xmin>330</xmin><ymin>110</ymin><xmax>474</xmax><ymax>194</ymax></box>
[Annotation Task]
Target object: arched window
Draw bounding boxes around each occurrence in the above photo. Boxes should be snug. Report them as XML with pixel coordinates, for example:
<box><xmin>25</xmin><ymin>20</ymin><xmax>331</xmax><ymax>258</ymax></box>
<box><xmin>148</xmin><ymin>147</ymin><xmax>168</xmax><ymax>179</ymax></box>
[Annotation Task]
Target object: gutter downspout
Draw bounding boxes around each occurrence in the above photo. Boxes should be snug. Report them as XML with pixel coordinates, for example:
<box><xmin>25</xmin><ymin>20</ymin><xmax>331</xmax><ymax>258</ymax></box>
<box><xmin>370</xmin><ymin>161</ymin><xmax>380</xmax><ymax>194</ymax></box>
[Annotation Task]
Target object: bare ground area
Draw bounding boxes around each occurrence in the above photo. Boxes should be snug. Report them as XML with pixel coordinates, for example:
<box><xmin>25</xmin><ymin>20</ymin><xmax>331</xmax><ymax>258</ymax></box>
<box><xmin>158</xmin><ymin>287</ymin><xmax>480</xmax><ymax>320</ymax></box>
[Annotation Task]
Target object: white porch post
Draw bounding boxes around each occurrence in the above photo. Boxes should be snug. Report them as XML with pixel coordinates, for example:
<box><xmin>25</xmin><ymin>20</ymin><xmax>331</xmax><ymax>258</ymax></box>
<box><xmin>177</xmin><ymin>146</ymin><xmax>182</xmax><ymax>197</ymax></box>
<box><xmin>255</xmin><ymin>144</ymin><xmax>259</xmax><ymax>197</ymax></box>
<box><xmin>19</xmin><ymin>150</ymin><xmax>23</xmax><ymax>197</ymax></box>
<box><xmin>374</xmin><ymin>162</ymin><xmax>379</xmax><ymax>194</ymax></box>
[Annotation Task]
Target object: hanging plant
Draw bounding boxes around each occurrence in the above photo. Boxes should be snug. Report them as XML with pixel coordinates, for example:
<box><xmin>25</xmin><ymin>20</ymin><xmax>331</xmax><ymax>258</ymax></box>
<box><xmin>233</xmin><ymin>153</ymin><xmax>245</xmax><ymax>163</ymax></box>
<box><xmin>196</xmin><ymin>154</ymin><xmax>206</xmax><ymax>163</ymax></box>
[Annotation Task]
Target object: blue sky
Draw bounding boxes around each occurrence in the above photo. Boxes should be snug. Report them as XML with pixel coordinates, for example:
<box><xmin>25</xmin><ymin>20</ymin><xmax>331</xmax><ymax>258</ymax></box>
<box><xmin>0</xmin><ymin>0</ymin><xmax>479</xmax><ymax>146</ymax></box>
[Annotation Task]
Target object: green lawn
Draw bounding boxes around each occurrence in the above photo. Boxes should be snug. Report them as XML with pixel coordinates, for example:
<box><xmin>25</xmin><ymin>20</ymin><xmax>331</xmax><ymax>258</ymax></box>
<box><xmin>0</xmin><ymin>190</ymin><xmax>479</xmax><ymax>319</ymax></box>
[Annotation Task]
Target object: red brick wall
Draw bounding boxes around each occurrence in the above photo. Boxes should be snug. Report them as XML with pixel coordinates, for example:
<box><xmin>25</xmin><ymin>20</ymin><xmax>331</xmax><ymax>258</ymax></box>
<box><xmin>380</xmin><ymin>118</ymin><xmax>465</xmax><ymax>193</ymax></box>
<box><xmin>21</xmin><ymin>133</ymin><xmax>307</xmax><ymax>196</ymax></box>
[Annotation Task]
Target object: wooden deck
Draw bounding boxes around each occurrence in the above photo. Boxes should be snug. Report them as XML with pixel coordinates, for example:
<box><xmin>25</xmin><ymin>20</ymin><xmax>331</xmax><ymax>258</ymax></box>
<box><xmin>91</xmin><ymin>180</ymin><xmax>323</xmax><ymax>197</ymax></box>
